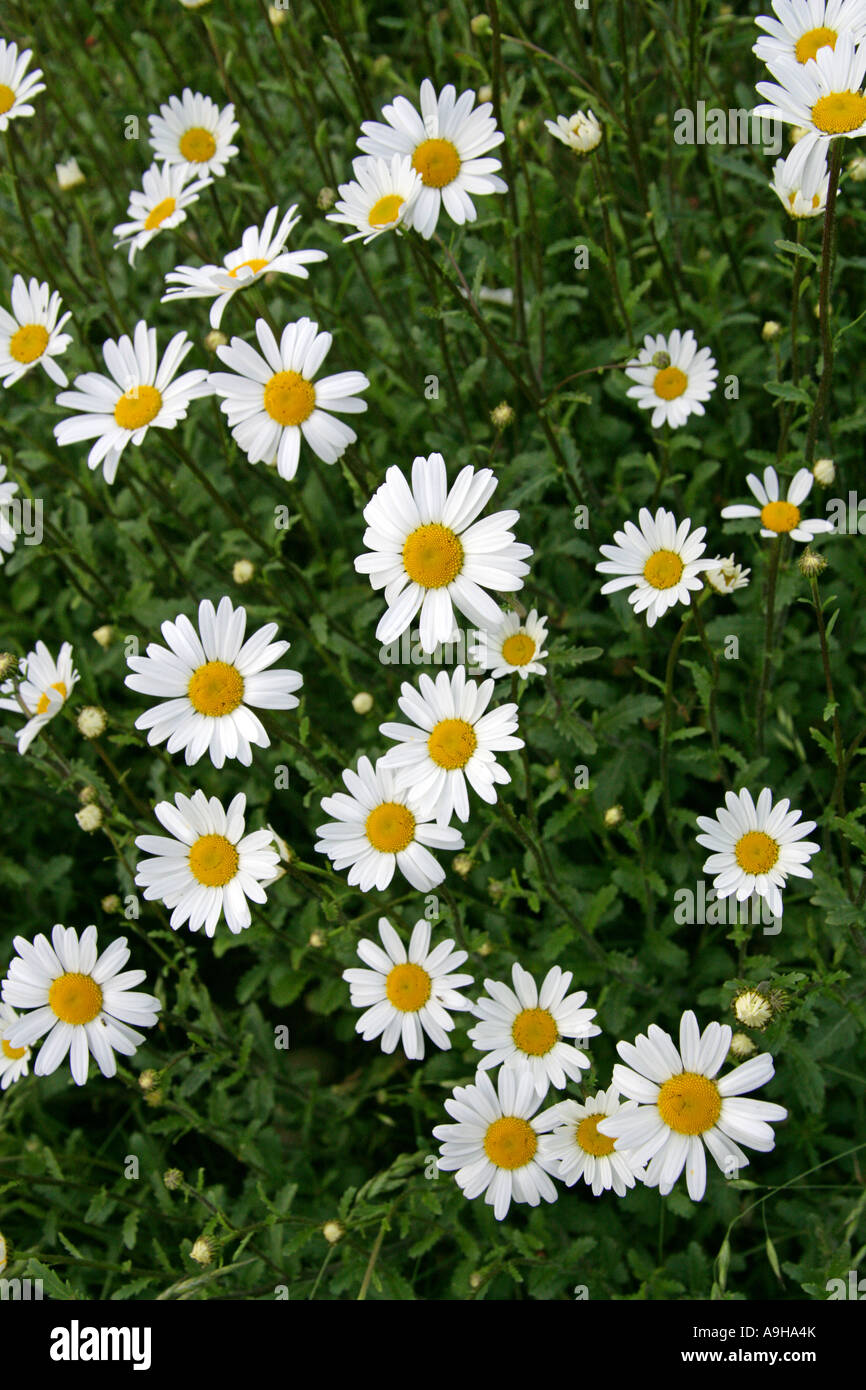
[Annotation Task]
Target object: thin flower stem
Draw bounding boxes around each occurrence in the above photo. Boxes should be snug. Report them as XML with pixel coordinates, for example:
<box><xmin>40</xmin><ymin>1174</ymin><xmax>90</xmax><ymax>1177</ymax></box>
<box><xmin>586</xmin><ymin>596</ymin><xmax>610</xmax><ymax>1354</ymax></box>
<box><xmin>755</xmin><ymin>537</ymin><xmax>782</xmax><ymax>757</ymax></box>
<box><xmin>805</xmin><ymin>139</ymin><xmax>842</xmax><ymax>464</ymax></box>
<box><xmin>690</xmin><ymin>594</ymin><xmax>729</xmax><ymax>788</ymax></box>
<box><xmin>809</xmin><ymin>574</ymin><xmax>853</xmax><ymax>897</ymax></box>
<box><xmin>660</xmin><ymin>611</ymin><xmax>693</xmax><ymax>839</ymax></box>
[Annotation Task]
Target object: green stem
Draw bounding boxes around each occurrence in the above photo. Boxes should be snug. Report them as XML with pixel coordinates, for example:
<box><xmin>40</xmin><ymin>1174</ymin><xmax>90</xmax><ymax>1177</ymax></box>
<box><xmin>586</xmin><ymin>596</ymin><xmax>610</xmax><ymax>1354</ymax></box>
<box><xmin>755</xmin><ymin>538</ymin><xmax>782</xmax><ymax>757</ymax></box>
<box><xmin>805</xmin><ymin>140</ymin><xmax>842</xmax><ymax>464</ymax></box>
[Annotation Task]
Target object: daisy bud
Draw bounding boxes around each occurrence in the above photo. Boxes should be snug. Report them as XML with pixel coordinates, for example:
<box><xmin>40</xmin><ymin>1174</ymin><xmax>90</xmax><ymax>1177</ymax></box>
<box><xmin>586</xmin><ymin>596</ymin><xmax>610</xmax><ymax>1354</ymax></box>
<box><xmin>351</xmin><ymin>691</ymin><xmax>373</xmax><ymax>715</ymax></box>
<box><xmin>452</xmin><ymin>853</ymin><xmax>473</xmax><ymax>877</ymax></box>
<box><xmin>603</xmin><ymin>804</ymin><xmax>625</xmax><ymax>828</ymax></box>
<box><xmin>316</xmin><ymin>186</ymin><xmax>337</xmax><ymax>210</ymax></box>
<box><xmin>797</xmin><ymin>547</ymin><xmax>828</xmax><ymax>578</ymax></box>
<box><xmin>487</xmin><ymin>878</ymin><xmax>505</xmax><ymax>903</ymax></box>
<box><xmin>790</xmin><ymin>126</ymin><xmax>810</xmax><ymax>144</ymax></box>
<box><xmin>139</xmin><ymin>1068</ymin><xmax>158</xmax><ymax>1091</ymax></box>
<box><xmin>470</xmin><ymin>13</ymin><xmax>493</xmax><ymax>34</ymax></box>
<box><xmin>101</xmin><ymin>894</ymin><xmax>121</xmax><ymax>914</ymax></box>
<box><xmin>232</xmin><ymin>558</ymin><xmax>255</xmax><ymax>584</ymax></box>
<box><xmin>732</xmin><ymin>989</ymin><xmax>773</xmax><ymax>1030</ymax></box>
<box><xmin>490</xmin><ymin>400</ymin><xmax>514</xmax><ymax>429</ymax></box>
<box><xmin>163</xmin><ymin>1168</ymin><xmax>184</xmax><ymax>1190</ymax></box>
<box><xmin>650</xmin><ymin>350</ymin><xmax>671</xmax><ymax>370</ymax></box>
<box><xmin>79</xmin><ymin>784</ymin><xmax>99</xmax><ymax>805</ymax></box>
<box><xmin>190</xmin><ymin>1235</ymin><xmax>216</xmax><ymax>1265</ymax></box>
<box><xmin>92</xmin><ymin>625</ymin><xmax>115</xmax><ymax>648</ymax></box>
<box><xmin>77</xmin><ymin>705</ymin><xmax>107</xmax><ymax>739</ymax></box>
<box><xmin>762</xmin><ymin>320</ymin><xmax>782</xmax><ymax>342</ymax></box>
<box><xmin>204</xmin><ymin>329</ymin><xmax>228</xmax><ymax>352</ymax></box>
<box><xmin>75</xmin><ymin>804</ymin><xmax>103</xmax><ymax>833</ymax></box>
<box><xmin>812</xmin><ymin>457</ymin><xmax>835</xmax><ymax>486</ymax></box>
<box><xmin>478</xmin><ymin>85</ymin><xmax>493</xmax><ymax>103</ymax></box>
<box><xmin>0</xmin><ymin>652</ymin><xmax>17</xmax><ymax>680</ymax></box>
<box><xmin>469</xmin><ymin>1271</ymin><xmax>484</xmax><ymax>1289</ymax></box>
<box><xmin>144</xmin><ymin>1088</ymin><xmax>163</xmax><ymax>1107</ymax></box>
<box><xmin>477</xmin><ymin>940</ymin><xmax>493</xmax><ymax>957</ymax></box>
<box><xmin>308</xmin><ymin>930</ymin><xmax>325</xmax><ymax>948</ymax></box>
<box><xmin>56</xmin><ymin>158</ymin><xmax>85</xmax><ymax>191</ymax></box>
<box><xmin>848</xmin><ymin>154</ymin><xmax>866</xmax><ymax>181</ymax></box>
<box><xmin>322</xmin><ymin>1220</ymin><xmax>345</xmax><ymax>1245</ymax></box>
<box><xmin>268</xmin><ymin>3</ymin><xmax>289</xmax><ymax>23</ymax></box>
<box><xmin>729</xmin><ymin>1032</ymin><xmax>756</xmax><ymax>1060</ymax></box>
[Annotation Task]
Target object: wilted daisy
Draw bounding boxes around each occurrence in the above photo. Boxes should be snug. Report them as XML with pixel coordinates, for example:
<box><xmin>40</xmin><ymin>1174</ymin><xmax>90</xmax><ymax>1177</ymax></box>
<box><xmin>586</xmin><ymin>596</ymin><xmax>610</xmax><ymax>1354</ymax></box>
<box><xmin>0</xmin><ymin>39</ymin><xmax>45</xmax><ymax>131</ymax></box>
<box><xmin>210</xmin><ymin>316</ymin><xmax>369</xmax><ymax>479</ymax></box>
<box><xmin>540</xmin><ymin>1089</ymin><xmax>645</xmax><ymax>1196</ymax></box>
<box><xmin>755</xmin><ymin>31</ymin><xmax>866</xmax><ymax>139</ymax></box>
<box><xmin>149</xmin><ymin>89</ymin><xmax>239</xmax><ymax>177</ymax></box>
<box><xmin>624</xmin><ymin>330</ymin><xmax>718</xmax><ymax>429</ymax></box>
<box><xmin>771</xmin><ymin>132</ymin><xmax>831</xmax><ymax>215</ymax></box>
<box><xmin>1</xmin><ymin>925</ymin><xmax>161</xmax><ymax>1087</ymax></box>
<box><xmin>0</xmin><ymin>1003</ymin><xmax>30</xmax><ymax>1089</ymax></box>
<box><xmin>162</xmin><ymin>205</ymin><xmax>328</xmax><ymax>328</ymax></box>
<box><xmin>315</xmin><ymin>754</ymin><xmax>464</xmax><ymax>892</ymax></box>
<box><xmin>721</xmin><ymin>465</ymin><xmax>834</xmax><ymax>543</ymax></box>
<box><xmin>434</xmin><ymin>1068</ymin><xmax>560</xmax><ymax>1221</ymax></box>
<box><xmin>597</xmin><ymin>507</ymin><xmax>715</xmax><ymax>628</ymax></box>
<box><xmin>544</xmin><ymin>109</ymin><xmax>602</xmax><ymax>153</ymax></box>
<box><xmin>113</xmin><ymin>162</ymin><xmax>212</xmax><ymax>265</ymax></box>
<box><xmin>54</xmin><ymin>320</ymin><xmax>210</xmax><ymax>485</ymax></box>
<box><xmin>357</xmin><ymin>78</ymin><xmax>506</xmax><ymax>239</ymax></box>
<box><xmin>695</xmin><ymin>786</ymin><xmax>820</xmax><ymax>919</ymax></box>
<box><xmin>754</xmin><ymin>0</ymin><xmax>866</xmax><ymax>68</ymax></box>
<box><xmin>125</xmin><ymin>595</ymin><xmax>302</xmax><ymax>768</ymax></box>
<box><xmin>0</xmin><ymin>640</ymin><xmax>79</xmax><ymax>755</ymax></box>
<box><xmin>705</xmin><ymin>555</ymin><xmax>751</xmax><ymax>594</ymax></box>
<box><xmin>469</xmin><ymin>608</ymin><xmax>549</xmax><ymax>679</ymax></box>
<box><xmin>327</xmin><ymin>153</ymin><xmax>421</xmax><ymax>243</ymax></box>
<box><xmin>0</xmin><ymin>463</ymin><xmax>18</xmax><ymax>564</ymax></box>
<box><xmin>355</xmin><ymin>452</ymin><xmax>533</xmax><ymax>654</ymax></box>
<box><xmin>342</xmin><ymin>917</ymin><xmax>474</xmax><ymax>1059</ymax></box>
<box><xmin>0</xmin><ymin>275</ymin><xmax>72</xmax><ymax>388</ymax></box>
<box><xmin>378</xmin><ymin>665</ymin><xmax>522</xmax><ymax>825</ymax></box>
<box><xmin>597</xmin><ymin>1010</ymin><xmax>788</xmax><ymax>1200</ymax></box>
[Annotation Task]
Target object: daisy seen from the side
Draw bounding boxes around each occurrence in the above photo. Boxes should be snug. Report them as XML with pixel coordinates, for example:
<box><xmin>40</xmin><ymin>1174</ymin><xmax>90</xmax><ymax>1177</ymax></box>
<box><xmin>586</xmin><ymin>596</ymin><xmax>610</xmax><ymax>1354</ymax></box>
<box><xmin>469</xmin><ymin>608</ymin><xmax>549</xmax><ymax>679</ymax></box>
<box><xmin>771</xmin><ymin>132</ymin><xmax>832</xmax><ymax>215</ymax></box>
<box><xmin>754</xmin><ymin>0</ymin><xmax>866</xmax><ymax>68</ymax></box>
<box><xmin>113</xmin><ymin>162</ymin><xmax>212</xmax><ymax>265</ymax></box>
<box><xmin>721</xmin><ymin>465</ymin><xmax>834</xmax><ymax>542</ymax></box>
<box><xmin>0</xmin><ymin>1003</ymin><xmax>31</xmax><ymax>1089</ymax></box>
<box><xmin>695</xmin><ymin>786</ymin><xmax>820</xmax><ymax>919</ymax></box>
<box><xmin>0</xmin><ymin>640</ymin><xmax>79</xmax><ymax>754</ymax></box>
<box><xmin>704</xmin><ymin>555</ymin><xmax>751</xmax><ymax>594</ymax></box>
<box><xmin>0</xmin><ymin>275</ymin><xmax>72</xmax><ymax>388</ymax></box>
<box><xmin>149</xmin><ymin>89</ymin><xmax>239</xmax><ymax>177</ymax></box>
<box><xmin>624</xmin><ymin>329</ymin><xmax>718</xmax><ymax>429</ymax></box>
<box><xmin>755</xmin><ymin>31</ymin><xmax>866</xmax><ymax>139</ymax></box>
<box><xmin>540</xmin><ymin>1089</ymin><xmax>646</xmax><ymax>1196</ymax></box>
<box><xmin>0</xmin><ymin>40</ymin><xmax>45</xmax><ymax>131</ymax></box>
<box><xmin>326</xmin><ymin>153</ymin><xmax>421</xmax><ymax>244</ymax></box>
<box><xmin>544</xmin><ymin>109</ymin><xmax>602</xmax><ymax>153</ymax></box>
<box><xmin>0</xmin><ymin>463</ymin><xmax>19</xmax><ymax>565</ymax></box>
<box><xmin>597</xmin><ymin>506</ymin><xmax>715</xmax><ymax>628</ymax></box>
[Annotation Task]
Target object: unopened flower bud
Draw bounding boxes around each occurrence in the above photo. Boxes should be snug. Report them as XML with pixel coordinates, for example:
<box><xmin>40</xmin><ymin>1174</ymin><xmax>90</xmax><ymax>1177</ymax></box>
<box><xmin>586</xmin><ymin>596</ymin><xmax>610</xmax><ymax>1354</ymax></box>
<box><xmin>163</xmin><ymin>1168</ymin><xmax>183</xmax><ymax>1190</ymax></box>
<box><xmin>812</xmin><ymin>457</ymin><xmax>835</xmax><ymax>486</ymax></box>
<box><xmin>101</xmin><ymin>893</ymin><xmax>121</xmax><ymax>914</ymax></box>
<box><xmin>75</xmin><ymin>804</ymin><xmax>103</xmax><ymax>833</ymax></box>
<box><xmin>204</xmin><ymin>329</ymin><xmax>228</xmax><ymax>352</ymax></box>
<box><xmin>729</xmin><ymin>1032</ymin><xmax>756</xmax><ymax>1059</ymax></box>
<box><xmin>470</xmin><ymin>14</ymin><xmax>493</xmax><ymax>34</ymax></box>
<box><xmin>352</xmin><ymin>691</ymin><xmax>373</xmax><ymax>714</ymax></box>
<box><xmin>92</xmin><ymin>625</ymin><xmax>115</xmax><ymax>649</ymax></box>
<box><xmin>452</xmin><ymin>853</ymin><xmax>473</xmax><ymax>878</ymax></box>
<box><xmin>650</xmin><ymin>350</ymin><xmax>671</xmax><ymax>370</ymax></box>
<box><xmin>762</xmin><ymin>320</ymin><xmax>781</xmax><ymax>342</ymax></box>
<box><xmin>490</xmin><ymin>401</ymin><xmax>514</xmax><ymax>429</ymax></box>
<box><xmin>56</xmin><ymin>158</ymin><xmax>85</xmax><ymax>191</ymax></box>
<box><xmin>603</xmin><ymin>804</ymin><xmax>624</xmax><ymax>828</ymax></box>
<box><xmin>77</xmin><ymin>705</ymin><xmax>107</xmax><ymax>739</ymax></box>
<box><xmin>322</xmin><ymin>1220</ymin><xmax>345</xmax><ymax>1244</ymax></box>
<box><xmin>232</xmin><ymin>558</ymin><xmax>255</xmax><ymax>584</ymax></box>
<box><xmin>317</xmin><ymin>186</ymin><xmax>336</xmax><ymax>210</ymax></box>
<box><xmin>190</xmin><ymin>1235</ymin><xmax>216</xmax><ymax>1265</ymax></box>
<box><xmin>797</xmin><ymin>547</ymin><xmax>828</xmax><ymax>578</ymax></box>
<box><xmin>732</xmin><ymin>989</ymin><xmax>773</xmax><ymax>1029</ymax></box>
<box><xmin>139</xmin><ymin>1068</ymin><xmax>158</xmax><ymax>1091</ymax></box>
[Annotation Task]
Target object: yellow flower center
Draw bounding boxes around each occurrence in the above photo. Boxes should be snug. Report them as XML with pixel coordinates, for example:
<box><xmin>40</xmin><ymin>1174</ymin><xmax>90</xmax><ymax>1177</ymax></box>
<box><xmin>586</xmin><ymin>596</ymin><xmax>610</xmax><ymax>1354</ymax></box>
<box><xmin>365</xmin><ymin>801</ymin><xmax>416</xmax><ymax>853</ymax></box>
<box><xmin>227</xmin><ymin>257</ymin><xmax>269</xmax><ymax>279</ymax></box>
<box><xmin>36</xmin><ymin>681</ymin><xmax>67</xmax><ymax>716</ymax></box>
<box><xmin>48</xmin><ymin>972</ymin><xmax>103</xmax><ymax>1026</ymax></box>
<box><xmin>811</xmin><ymin>90</ymin><xmax>866</xmax><ymax>134</ymax></box>
<box><xmin>2</xmin><ymin>1037</ymin><xmax>27</xmax><ymax>1061</ymax></box>
<box><xmin>179</xmin><ymin>126</ymin><xmax>217</xmax><ymax>163</ymax></box>
<box><xmin>385</xmin><ymin>961</ymin><xmax>432</xmax><ymax>1011</ymax></box>
<box><xmin>511</xmin><ymin>1006</ymin><xmax>558</xmax><ymax>1056</ymax></box>
<box><xmin>263</xmin><ymin>370</ymin><xmax>316</xmax><ymax>427</ymax></box>
<box><xmin>427</xmin><ymin>717</ymin><xmax>477</xmax><ymax>770</ymax></box>
<box><xmin>402</xmin><ymin>523</ymin><xmax>464</xmax><ymax>588</ymax></box>
<box><xmin>188</xmin><ymin>833</ymin><xmax>240</xmax><ymax>887</ymax></box>
<box><xmin>412</xmin><ymin>137</ymin><xmax>461</xmax><ymax>188</ymax></box>
<box><xmin>734</xmin><ymin>829</ymin><xmax>780</xmax><ymax>875</ymax></box>
<box><xmin>144</xmin><ymin>196</ymin><xmax>177</xmax><ymax>231</ymax></box>
<box><xmin>795</xmin><ymin>26</ymin><xmax>837</xmax><ymax>63</ymax></box>
<box><xmin>0</xmin><ymin>85</ymin><xmax>15</xmax><ymax>115</ymax></box>
<box><xmin>576</xmin><ymin>1112</ymin><xmax>617</xmax><ymax>1157</ymax></box>
<box><xmin>114</xmin><ymin>384</ymin><xmax>163</xmax><ymax>431</ymax></box>
<box><xmin>657</xmin><ymin>1071</ymin><xmax>722</xmax><ymax>1135</ymax></box>
<box><xmin>9</xmin><ymin>323</ymin><xmax>49</xmax><ymax>364</ymax></box>
<box><xmin>501</xmin><ymin>632</ymin><xmax>537</xmax><ymax>667</ymax></box>
<box><xmin>368</xmin><ymin>193</ymin><xmax>405</xmax><ymax>227</ymax></box>
<box><xmin>187</xmin><ymin>660</ymin><xmax>245</xmax><ymax>716</ymax></box>
<box><xmin>760</xmin><ymin>499</ymin><xmax>801</xmax><ymax>533</ymax></box>
<box><xmin>483</xmin><ymin>1115</ymin><xmax>538</xmax><ymax>1169</ymax></box>
<box><xmin>643</xmin><ymin>549</ymin><xmax>685</xmax><ymax>590</ymax></box>
<box><xmin>653</xmin><ymin>365</ymin><xmax>689</xmax><ymax>400</ymax></box>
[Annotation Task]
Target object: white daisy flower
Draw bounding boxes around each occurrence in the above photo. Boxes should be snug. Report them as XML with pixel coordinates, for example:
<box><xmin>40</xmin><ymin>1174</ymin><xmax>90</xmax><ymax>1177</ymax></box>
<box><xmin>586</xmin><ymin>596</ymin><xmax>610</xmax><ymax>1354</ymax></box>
<box><xmin>597</xmin><ymin>1010</ymin><xmax>788</xmax><ymax>1200</ymax></box>
<box><xmin>433</xmin><ymin>1067</ymin><xmax>560</xmax><ymax>1221</ymax></box>
<box><xmin>125</xmin><ymin>595</ymin><xmax>302</xmax><ymax>768</ymax></box>
<box><xmin>1</xmin><ymin>924</ymin><xmax>161</xmax><ymax>1088</ymax></box>
<box><xmin>0</xmin><ymin>39</ymin><xmax>45</xmax><ymax>132</ymax></box>
<box><xmin>54</xmin><ymin>320</ymin><xmax>210</xmax><ymax>485</ymax></box>
<box><xmin>755</xmin><ymin>30</ymin><xmax>866</xmax><ymax>139</ymax></box>
<box><xmin>0</xmin><ymin>640</ymin><xmax>79</xmax><ymax>755</ymax></box>
<box><xmin>357</xmin><ymin>78</ymin><xmax>507</xmax><ymax>240</ymax></box>
<box><xmin>468</xmin><ymin>963</ymin><xmax>600</xmax><ymax>1101</ymax></box>
<box><xmin>771</xmin><ymin>131</ymin><xmax>832</xmax><ymax>216</ymax></box>
<box><xmin>354</xmin><ymin>452</ymin><xmax>533</xmax><ymax>655</ymax></box>
<box><xmin>704</xmin><ymin>555</ymin><xmax>751</xmax><ymax>594</ymax></box>
<box><xmin>113</xmin><ymin>162</ymin><xmax>212</xmax><ymax>265</ymax></box>
<box><xmin>624</xmin><ymin>330</ymin><xmax>718</xmax><ymax>430</ymax></box>
<box><xmin>162</xmin><ymin>205</ymin><xmax>328</xmax><ymax>329</ymax></box>
<box><xmin>695</xmin><ymin>786</ymin><xmax>820</xmax><ymax>919</ymax></box>
<box><xmin>469</xmin><ymin>608</ymin><xmax>549</xmax><ymax>679</ymax></box>
<box><xmin>342</xmin><ymin>916</ymin><xmax>474</xmax><ymax>1060</ymax></box>
<box><xmin>0</xmin><ymin>1003</ymin><xmax>31</xmax><ymax>1089</ymax></box>
<box><xmin>539</xmin><ymin>1089</ymin><xmax>645</xmax><ymax>1196</ymax></box>
<box><xmin>378</xmin><ymin>664</ymin><xmax>522</xmax><ymax>825</ymax></box>
<box><xmin>544</xmin><ymin>109</ymin><xmax>602</xmax><ymax>153</ymax></box>
<box><xmin>315</xmin><ymin>754</ymin><xmax>464</xmax><ymax>893</ymax></box>
<box><xmin>0</xmin><ymin>275</ymin><xmax>72</xmax><ymax>389</ymax></box>
<box><xmin>596</xmin><ymin>506</ymin><xmax>715</xmax><ymax>628</ymax></box>
<box><xmin>0</xmin><ymin>462</ymin><xmax>19</xmax><ymax>565</ymax></box>
<box><xmin>721</xmin><ymin>465</ymin><xmax>834</xmax><ymax>542</ymax></box>
<box><xmin>148</xmin><ymin>89</ymin><xmax>239</xmax><ymax>178</ymax></box>
<box><xmin>754</xmin><ymin>0</ymin><xmax>866</xmax><ymax>68</ymax></box>
<box><xmin>210</xmin><ymin>316</ymin><xmax>369</xmax><ymax>479</ymax></box>
<box><xmin>326</xmin><ymin>153</ymin><xmax>422</xmax><ymax>244</ymax></box>
<box><xmin>135</xmin><ymin>790</ymin><xmax>280</xmax><ymax>937</ymax></box>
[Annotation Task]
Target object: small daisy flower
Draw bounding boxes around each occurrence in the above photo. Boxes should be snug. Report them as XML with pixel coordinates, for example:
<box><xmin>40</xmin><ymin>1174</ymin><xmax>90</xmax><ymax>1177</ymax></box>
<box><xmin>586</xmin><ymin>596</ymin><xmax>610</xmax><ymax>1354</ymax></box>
<box><xmin>0</xmin><ymin>462</ymin><xmax>19</xmax><ymax>565</ymax></box>
<box><xmin>433</xmin><ymin>1068</ymin><xmax>560</xmax><ymax>1221</ymax></box>
<box><xmin>771</xmin><ymin>133</ymin><xmax>831</xmax><ymax>216</ymax></box>
<box><xmin>113</xmin><ymin>162</ymin><xmax>212</xmax><ymax>265</ymax></box>
<box><xmin>596</xmin><ymin>506</ymin><xmax>715</xmax><ymax>628</ymax></box>
<box><xmin>315</xmin><ymin>754</ymin><xmax>464</xmax><ymax>893</ymax></box>
<box><xmin>125</xmin><ymin>595</ymin><xmax>302</xmax><ymax>769</ymax></box>
<box><xmin>754</xmin><ymin>0</ymin><xmax>866</xmax><ymax>68</ymax></box>
<box><xmin>210</xmin><ymin>316</ymin><xmax>369</xmax><ymax>479</ymax></box>
<box><xmin>135</xmin><ymin>790</ymin><xmax>280</xmax><ymax>937</ymax></box>
<box><xmin>342</xmin><ymin>916</ymin><xmax>474</xmax><ymax>1059</ymax></box>
<box><xmin>0</xmin><ymin>1003</ymin><xmax>30</xmax><ymax>1089</ymax></box>
<box><xmin>695</xmin><ymin>786</ymin><xmax>820</xmax><ymax>919</ymax></box>
<box><xmin>755</xmin><ymin>31</ymin><xmax>866</xmax><ymax>139</ymax></box>
<box><xmin>162</xmin><ymin>205</ymin><xmax>328</xmax><ymax>329</ymax></box>
<box><xmin>544</xmin><ymin>109</ymin><xmax>602</xmax><ymax>153</ymax></box>
<box><xmin>148</xmin><ymin>89</ymin><xmax>239</xmax><ymax>178</ymax></box>
<box><xmin>704</xmin><ymin>554</ymin><xmax>751</xmax><ymax>594</ymax></box>
<box><xmin>469</xmin><ymin>608</ymin><xmax>549</xmax><ymax>679</ymax></box>
<box><xmin>624</xmin><ymin>330</ymin><xmax>718</xmax><ymax>430</ymax></box>
<box><xmin>0</xmin><ymin>275</ymin><xmax>72</xmax><ymax>389</ymax></box>
<box><xmin>720</xmin><ymin>465</ymin><xmax>834</xmax><ymax>543</ymax></box>
<box><xmin>357</xmin><ymin>78</ymin><xmax>507</xmax><ymax>240</ymax></box>
<box><xmin>54</xmin><ymin>320</ymin><xmax>210</xmax><ymax>485</ymax></box>
<box><xmin>1</xmin><ymin>924</ymin><xmax>161</xmax><ymax>1087</ymax></box>
<box><xmin>540</xmin><ymin>1089</ymin><xmax>645</xmax><ymax>1196</ymax></box>
<box><xmin>468</xmin><ymin>962</ymin><xmax>601</xmax><ymax>1101</ymax></box>
<box><xmin>355</xmin><ymin>452</ymin><xmax>533</xmax><ymax>655</ymax></box>
<box><xmin>597</xmin><ymin>1010</ymin><xmax>788</xmax><ymax>1200</ymax></box>
<box><xmin>327</xmin><ymin>153</ymin><xmax>422</xmax><ymax>243</ymax></box>
<box><xmin>0</xmin><ymin>640</ymin><xmax>79</xmax><ymax>755</ymax></box>
<box><xmin>0</xmin><ymin>39</ymin><xmax>45</xmax><ymax>132</ymax></box>
<box><xmin>733</xmin><ymin>989</ymin><xmax>774</xmax><ymax>1030</ymax></box>
<box><xmin>378</xmin><ymin>665</ymin><xmax>522</xmax><ymax>825</ymax></box>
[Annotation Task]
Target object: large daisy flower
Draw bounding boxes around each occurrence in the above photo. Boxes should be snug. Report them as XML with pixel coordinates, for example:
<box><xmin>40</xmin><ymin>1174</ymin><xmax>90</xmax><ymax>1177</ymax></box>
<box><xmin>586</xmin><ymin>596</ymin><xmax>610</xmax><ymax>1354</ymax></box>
<box><xmin>54</xmin><ymin>320</ymin><xmax>210</xmax><ymax>485</ymax></box>
<box><xmin>378</xmin><ymin>665</ymin><xmax>522</xmax><ymax>825</ymax></box>
<box><xmin>0</xmin><ymin>275</ymin><xmax>72</xmax><ymax>388</ymax></box>
<box><xmin>0</xmin><ymin>1003</ymin><xmax>31</xmax><ymax>1089</ymax></box>
<box><xmin>539</xmin><ymin>1089</ymin><xmax>645</xmax><ymax>1196</ymax></box>
<box><xmin>162</xmin><ymin>205</ymin><xmax>328</xmax><ymax>329</ymax></box>
<box><xmin>434</xmin><ymin>1068</ymin><xmax>560</xmax><ymax>1221</ymax></box>
<box><xmin>315</xmin><ymin>754</ymin><xmax>464</xmax><ymax>893</ymax></box>
<box><xmin>148</xmin><ymin>89</ymin><xmax>239</xmax><ymax>178</ymax></box>
<box><xmin>469</xmin><ymin>608</ymin><xmax>549</xmax><ymax>680</ymax></box>
<box><xmin>113</xmin><ymin>162</ymin><xmax>212</xmax><ymax>265</ymax></box>
<box><xmin>1</xmin><ymin>925</ymin><xmax>161</xmax><ymax>1088</ymax></box>
<box><xmin>721</xmin><ymin>465</ymin><xmax>834</xmax><ymax>543</ymax></box>
<box><xmin>357</xmin><ymin>78</ymin><xmax>507</xmax><ymax>239</ymax></box>
<box><xmin>355</xmin><ymin>452</ymin><xmax>533</xmax><ymax>655</ymax></box>
<box><xmin>327</xmin><ymin>153</ymin><xmax>421</xmax><ymax>244</ymax></box>
<box><xmin>597</xmin><ymin>1010</ymin><xmax>788</xmax><ymax>1200</ymax></box>
<box><xmin>624</xmin><ymin>330</ymin><xmax>718</xmax><ymax>430</ymax></box>
<box><xmin>125</xmin><ymin>595</ymin><xmax>302</xmax><ymax>768</ymax></box>
<box><xmin>0</xmin><ymin>463</ymin><xmax>19</xmax><ymax>565</ymax></box>
<box><xmin>596</xmin><ymin>506</ymin><xmax>715</xmax><ymax>628</ymax></box>
<box><xmin>695</xmin><ymin>786</ymin><xmax>820</xmax><ymax>919</ymax></box>
<box><xmin>210</xmin><ymin>317</ymin><xmax>369</xmax><ymax>479</ymax></box>
<box><xmin>771</xmin><ymin>131</ymin><xmax>831</xmax><ymax>215</ymax></box>
<box><xmin>0</xmin><ymin>640</ymin><xmax>79</xmax><ymax>755</ymax></box>
<box><xmin>754</xmin><ymin>0</ymin><xmax>866</xmax><ymax>69</ymax></box>
<box><xmin>342</xmin><ymin>916</ymin><xmax>473</xmax><ymax>1060</ymax></box>
<box><xmin>0</xmin><ymin>40</ymin><xmax>45</xmax><ymax>132</ymax></box>
<box><xmin>755</xmin><ymin>31</ymin><xmax>866</xmax><ymax>139</ymax></box>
